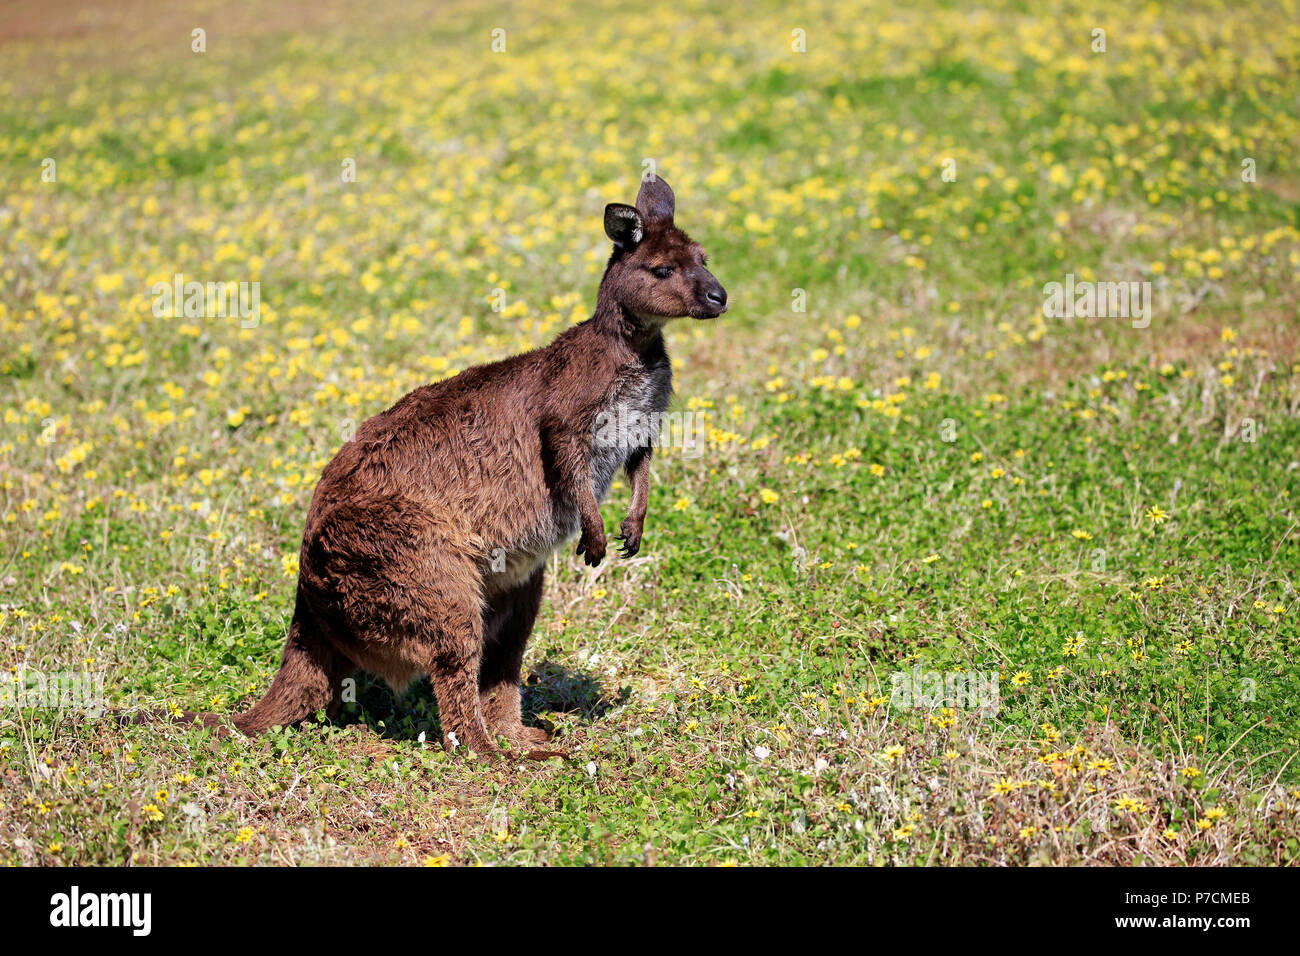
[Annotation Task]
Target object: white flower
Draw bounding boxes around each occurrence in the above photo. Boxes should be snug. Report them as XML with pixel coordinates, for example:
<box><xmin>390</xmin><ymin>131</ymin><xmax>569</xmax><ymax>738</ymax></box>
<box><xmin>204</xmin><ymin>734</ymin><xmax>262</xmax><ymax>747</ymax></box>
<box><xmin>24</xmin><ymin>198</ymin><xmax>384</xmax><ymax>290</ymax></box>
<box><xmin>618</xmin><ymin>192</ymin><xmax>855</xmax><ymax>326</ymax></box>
<box><xmin>753</xmin><ymin>745</ymin><xmax>770</xmax><ymax>761</ymax></box>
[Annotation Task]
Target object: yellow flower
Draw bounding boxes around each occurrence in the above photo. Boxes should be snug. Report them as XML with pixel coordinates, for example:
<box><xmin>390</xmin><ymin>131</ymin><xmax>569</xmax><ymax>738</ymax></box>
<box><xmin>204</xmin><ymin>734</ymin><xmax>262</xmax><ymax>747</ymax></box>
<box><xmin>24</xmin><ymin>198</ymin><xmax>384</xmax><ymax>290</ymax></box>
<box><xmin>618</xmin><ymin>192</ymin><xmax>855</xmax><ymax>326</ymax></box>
<box><xmin>758</xmin><ymin>488</ymin><xmax>779</xmax><ymax>504</ymax></box>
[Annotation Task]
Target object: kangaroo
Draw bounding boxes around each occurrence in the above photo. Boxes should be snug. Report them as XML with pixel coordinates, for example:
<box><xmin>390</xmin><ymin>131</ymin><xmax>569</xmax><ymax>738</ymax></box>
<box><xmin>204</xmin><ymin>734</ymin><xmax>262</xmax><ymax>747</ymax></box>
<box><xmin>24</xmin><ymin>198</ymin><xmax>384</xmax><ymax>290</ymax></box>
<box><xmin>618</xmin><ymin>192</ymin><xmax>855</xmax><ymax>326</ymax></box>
<box><xmin>222</xmin><ymin>175</ymin><xmax>726</xmax><ymax>754</ymax></box>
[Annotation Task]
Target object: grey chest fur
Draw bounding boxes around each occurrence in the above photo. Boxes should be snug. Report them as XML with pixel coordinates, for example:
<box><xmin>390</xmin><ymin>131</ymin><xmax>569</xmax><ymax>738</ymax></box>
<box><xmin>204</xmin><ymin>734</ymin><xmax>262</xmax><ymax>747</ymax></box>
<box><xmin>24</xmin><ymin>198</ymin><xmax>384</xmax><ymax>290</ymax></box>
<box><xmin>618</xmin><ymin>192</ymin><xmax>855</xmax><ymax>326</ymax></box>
<box><xmin>588</xmin><ymin>359</ymin><xmax>673</xmax><ymax>502</ymax></box>
<box><xmin>486</xmin><ymin>358</ymin><xmax>672</xmax><ymax>594</ymax></box>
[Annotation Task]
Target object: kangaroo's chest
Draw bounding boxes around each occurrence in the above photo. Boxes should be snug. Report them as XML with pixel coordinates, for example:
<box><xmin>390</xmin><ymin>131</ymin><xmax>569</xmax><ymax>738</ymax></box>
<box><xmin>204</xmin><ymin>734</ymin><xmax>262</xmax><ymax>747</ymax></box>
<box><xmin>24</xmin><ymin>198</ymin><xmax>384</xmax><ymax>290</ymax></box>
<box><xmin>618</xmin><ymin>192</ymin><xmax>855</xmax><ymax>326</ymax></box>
<box><xmin>484</xmin><ymin>356</ymin><xmax>672</xmax><ymax>596</ymax></box>
<box><xmin>588</xmin><ymin>359</ymin><xmax>673</xmax><ymax>501</ymax></box>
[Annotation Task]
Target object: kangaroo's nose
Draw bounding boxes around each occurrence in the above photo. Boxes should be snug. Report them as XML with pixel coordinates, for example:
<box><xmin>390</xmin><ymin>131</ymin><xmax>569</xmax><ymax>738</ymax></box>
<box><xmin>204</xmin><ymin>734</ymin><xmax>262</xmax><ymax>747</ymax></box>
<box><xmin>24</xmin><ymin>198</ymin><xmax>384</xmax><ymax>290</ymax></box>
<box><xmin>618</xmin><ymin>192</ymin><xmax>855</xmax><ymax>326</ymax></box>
<box><xmin>706</xmin><ymin>286</ymin><xmax>727</xmax><ymax>308</ymax></box>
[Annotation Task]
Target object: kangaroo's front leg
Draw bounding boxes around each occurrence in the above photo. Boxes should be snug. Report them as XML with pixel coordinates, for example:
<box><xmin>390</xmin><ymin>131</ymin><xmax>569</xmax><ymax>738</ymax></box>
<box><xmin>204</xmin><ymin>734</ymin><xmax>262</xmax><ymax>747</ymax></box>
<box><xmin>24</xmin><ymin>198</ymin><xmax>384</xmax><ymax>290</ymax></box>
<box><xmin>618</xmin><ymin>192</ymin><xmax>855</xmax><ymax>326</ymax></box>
<box><xmin>546</xmin><ymin>419</ymin><xmax>606</xmax><ymax>566</ymax></box>
<box><xmin>574</xmin><ymin>481</ymin><xmax>606</xmax><ymax>566</ymax></box>
<box><xmin>617</xmin><ymin>445</ymin><xmax>652</xmax><ymax>557</ymax></box>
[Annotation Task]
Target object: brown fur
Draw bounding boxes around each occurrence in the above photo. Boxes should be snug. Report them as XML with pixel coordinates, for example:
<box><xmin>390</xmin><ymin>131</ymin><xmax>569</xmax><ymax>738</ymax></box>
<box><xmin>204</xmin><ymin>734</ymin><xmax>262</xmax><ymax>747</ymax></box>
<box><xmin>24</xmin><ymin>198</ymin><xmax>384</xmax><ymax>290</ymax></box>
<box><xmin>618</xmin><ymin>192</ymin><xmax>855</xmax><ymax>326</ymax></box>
<box><xmin>188</xmin><ymin>176</ymin><xmax>726</xmax><ymax>756</ymax></box>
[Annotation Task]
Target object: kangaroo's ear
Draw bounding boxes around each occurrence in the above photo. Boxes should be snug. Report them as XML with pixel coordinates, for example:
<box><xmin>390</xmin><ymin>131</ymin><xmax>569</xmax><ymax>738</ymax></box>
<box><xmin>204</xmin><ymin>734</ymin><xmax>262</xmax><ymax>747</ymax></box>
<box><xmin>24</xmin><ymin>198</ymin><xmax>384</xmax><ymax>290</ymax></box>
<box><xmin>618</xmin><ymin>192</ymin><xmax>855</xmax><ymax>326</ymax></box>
<box><xmin>604</xmin><ymin>203</ymin><xmax>644</xmax><ymax>248</ymax></box>
<box><xmin>636</xmin><ymin>175</ymin><xmax>675</xmax><ymax>224</ymax></box>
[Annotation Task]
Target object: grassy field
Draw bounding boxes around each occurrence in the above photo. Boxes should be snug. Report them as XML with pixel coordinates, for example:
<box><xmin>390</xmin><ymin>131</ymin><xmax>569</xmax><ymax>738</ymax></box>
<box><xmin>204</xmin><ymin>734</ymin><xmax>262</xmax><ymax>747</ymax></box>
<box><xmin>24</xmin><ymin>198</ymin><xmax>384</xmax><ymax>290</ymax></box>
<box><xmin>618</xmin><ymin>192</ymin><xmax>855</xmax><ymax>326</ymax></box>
<box><xmin>2</xmin><ymin>0</ymin><xmax>1299</xmax><ymax>866</ymax></box>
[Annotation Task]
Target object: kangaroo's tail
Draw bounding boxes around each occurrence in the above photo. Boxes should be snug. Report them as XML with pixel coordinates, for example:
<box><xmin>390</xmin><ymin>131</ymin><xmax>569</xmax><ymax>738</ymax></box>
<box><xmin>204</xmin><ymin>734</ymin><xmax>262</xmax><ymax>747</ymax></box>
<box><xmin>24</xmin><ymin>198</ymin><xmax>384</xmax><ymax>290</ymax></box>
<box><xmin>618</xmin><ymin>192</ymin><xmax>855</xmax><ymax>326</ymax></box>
<box><xmin>113</xmin><ymin>708</ymin><xmax>231</xmax><ymax>735</ymax></box>
<box><xmin>231</xmin><ymin>604</ymin><xmax>346</xmax><ymax>736</ymax></box>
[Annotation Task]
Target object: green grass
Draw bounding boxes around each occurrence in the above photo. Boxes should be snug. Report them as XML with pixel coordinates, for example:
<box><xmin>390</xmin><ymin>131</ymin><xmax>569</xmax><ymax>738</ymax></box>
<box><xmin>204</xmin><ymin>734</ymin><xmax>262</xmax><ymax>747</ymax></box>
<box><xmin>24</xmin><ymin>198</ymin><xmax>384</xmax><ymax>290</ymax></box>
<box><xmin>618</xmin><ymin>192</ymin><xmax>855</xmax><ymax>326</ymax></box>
<box><xmin>1</xmin><ymin>0</ymin><xmax>1299</xmax><ymax>865</ymax></box>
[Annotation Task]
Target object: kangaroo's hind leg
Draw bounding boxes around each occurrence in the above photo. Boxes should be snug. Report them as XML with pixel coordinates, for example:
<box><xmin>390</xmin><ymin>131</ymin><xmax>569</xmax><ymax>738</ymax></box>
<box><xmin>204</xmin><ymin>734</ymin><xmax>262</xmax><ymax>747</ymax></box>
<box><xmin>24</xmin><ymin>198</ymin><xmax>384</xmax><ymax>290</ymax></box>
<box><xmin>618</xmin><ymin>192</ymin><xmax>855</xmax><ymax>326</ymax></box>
<box><xmin>480</xmin><ymin>565</ymin><xmax>556</xmax><ymax>752</ymax></box>
<box><xmin>404</xmin><ymin>558</ymin><xmax>500</xmax><ymax>757</ymax></box>
<box><xmin>314</xmin><ymin>502</ymin><xmax>499</xmax><ymax>756</ymax></box>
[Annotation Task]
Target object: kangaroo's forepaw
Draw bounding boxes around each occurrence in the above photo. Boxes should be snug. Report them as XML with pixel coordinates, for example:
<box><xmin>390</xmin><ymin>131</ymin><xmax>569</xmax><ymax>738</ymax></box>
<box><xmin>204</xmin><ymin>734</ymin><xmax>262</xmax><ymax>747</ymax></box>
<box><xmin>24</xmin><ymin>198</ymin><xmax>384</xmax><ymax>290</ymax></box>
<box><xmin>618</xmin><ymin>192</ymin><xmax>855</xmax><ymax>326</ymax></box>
<box><xmin>616</xmin><ymin>517</ymin><xmax>643</xmax><ymax>557</ymax></box>
<box><xmin>577</xmin><ymin>531</ymin><xmax>606</xmax><ymax>566</ymax></box>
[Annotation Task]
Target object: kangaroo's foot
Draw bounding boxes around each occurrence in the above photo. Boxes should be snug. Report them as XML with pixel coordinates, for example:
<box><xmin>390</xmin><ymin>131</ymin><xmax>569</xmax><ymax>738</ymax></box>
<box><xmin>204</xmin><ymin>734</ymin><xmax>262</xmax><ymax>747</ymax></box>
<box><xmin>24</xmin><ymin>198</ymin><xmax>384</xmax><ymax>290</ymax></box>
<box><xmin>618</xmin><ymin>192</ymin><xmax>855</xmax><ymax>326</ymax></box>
<box><xmin>481</xmin><ymin>689</ymin><xmax>561</xmax><ymax>755</ymax></box>
<box><xmin>504</xmin><ymin>724</ymin><xmax>562</xmax><ymax>756</ymax></box>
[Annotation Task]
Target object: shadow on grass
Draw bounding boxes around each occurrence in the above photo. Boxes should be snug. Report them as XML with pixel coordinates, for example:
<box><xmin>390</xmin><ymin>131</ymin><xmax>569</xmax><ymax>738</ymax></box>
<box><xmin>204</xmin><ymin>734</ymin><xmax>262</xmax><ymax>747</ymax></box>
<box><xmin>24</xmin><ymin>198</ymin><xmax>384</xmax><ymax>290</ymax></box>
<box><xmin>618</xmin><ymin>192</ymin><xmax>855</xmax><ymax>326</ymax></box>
<box><xmin>330</xmin><ymin>657</ymin><xmax>627</xmax><ymax>743</ymax></box>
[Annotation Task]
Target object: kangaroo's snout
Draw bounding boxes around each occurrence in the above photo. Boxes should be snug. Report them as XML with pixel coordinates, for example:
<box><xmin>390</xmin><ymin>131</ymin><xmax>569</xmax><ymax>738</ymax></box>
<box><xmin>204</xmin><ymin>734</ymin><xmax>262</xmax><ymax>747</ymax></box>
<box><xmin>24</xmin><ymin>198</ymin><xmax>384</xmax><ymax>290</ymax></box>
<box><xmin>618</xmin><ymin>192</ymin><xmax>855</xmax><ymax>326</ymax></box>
<box><xmin>699</xmin><ymin>278</ymin><xmax>728</xmax><ymax>318</ymax></box>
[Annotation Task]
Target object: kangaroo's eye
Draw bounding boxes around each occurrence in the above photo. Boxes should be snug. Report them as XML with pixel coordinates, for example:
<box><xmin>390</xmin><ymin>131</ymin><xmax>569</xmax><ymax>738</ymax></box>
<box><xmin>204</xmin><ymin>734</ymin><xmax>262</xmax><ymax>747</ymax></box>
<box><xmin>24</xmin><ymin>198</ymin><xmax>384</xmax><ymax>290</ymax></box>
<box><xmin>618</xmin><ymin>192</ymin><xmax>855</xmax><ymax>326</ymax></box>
<box><xmin>650</xmin><ymin>266</ymin><xmax>675</xmax><ymax>279</ymax></box>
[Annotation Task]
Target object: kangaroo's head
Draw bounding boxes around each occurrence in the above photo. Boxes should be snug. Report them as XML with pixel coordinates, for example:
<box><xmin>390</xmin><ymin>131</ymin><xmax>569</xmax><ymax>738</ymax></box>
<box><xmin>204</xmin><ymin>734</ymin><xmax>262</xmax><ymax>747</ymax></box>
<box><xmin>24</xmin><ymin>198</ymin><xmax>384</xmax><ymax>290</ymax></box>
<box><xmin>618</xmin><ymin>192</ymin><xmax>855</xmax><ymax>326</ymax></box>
<box><xmin>600</xmin><ymin>176</ymin><xmax>727</xmax><ymax>323</ymax></box>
